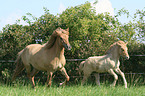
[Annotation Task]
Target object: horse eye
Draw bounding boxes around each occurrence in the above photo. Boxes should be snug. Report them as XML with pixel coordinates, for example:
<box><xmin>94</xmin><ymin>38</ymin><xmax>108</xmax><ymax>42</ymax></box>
<box><xmin>121</xmin><ymin>49</ymin><xmax>124</xmax><ymax>51</ymax></box>
<box><xmin>60</xmin><ymin>37</ymin><xmax>63</xmax><ymax>41</ymax></box>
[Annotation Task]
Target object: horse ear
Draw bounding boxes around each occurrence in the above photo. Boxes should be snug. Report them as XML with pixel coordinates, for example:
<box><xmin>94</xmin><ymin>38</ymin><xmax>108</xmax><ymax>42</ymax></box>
<box><xmin>56</xmin><ymin>27</ymin><xmax>62</xmax><ymax>31</ymax></box>
<box><xmin>66</xmin><ymin>28</ymin><xmax>69</xmax><ymax>32</ymax></box>
<box><xmin>126</xmin><ymin>42</ymin><xmax>128</xmax><ymax>45</ymax></box>
<box><xmin>55</xmin><ymin>27</ymin><xmax>62</xmax><ymax>36</ymax></box>
<box><xmin>116</xmin><ymin>42</ymin><xmax>122</xmax><ymax>47</ymax></box>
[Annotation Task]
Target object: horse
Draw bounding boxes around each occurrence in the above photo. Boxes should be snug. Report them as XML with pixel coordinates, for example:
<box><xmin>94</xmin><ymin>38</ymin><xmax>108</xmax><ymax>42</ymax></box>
<box><xmin>79</xmin><ymin>41</ymin><xmax>129</xmax><ymax>88</ymax></box>
<box><xmin>12</xmin><ymin>27</ymin><xmax>71</xmax><ymax>88</ymax></box>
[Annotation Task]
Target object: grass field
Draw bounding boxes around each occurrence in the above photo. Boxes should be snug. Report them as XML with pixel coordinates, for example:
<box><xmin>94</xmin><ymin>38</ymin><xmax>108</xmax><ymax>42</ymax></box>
<box><xmin>0</xmin><ymin>83</ymin><xmax>144</xmax><ymax>96</ymax></box>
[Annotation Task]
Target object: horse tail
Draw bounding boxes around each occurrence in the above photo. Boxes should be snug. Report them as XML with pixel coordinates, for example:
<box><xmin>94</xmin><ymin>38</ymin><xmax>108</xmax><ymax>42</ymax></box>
<box><xmin>79</xmin><ymin>61</ymin><xmax>85</xmax><ymax>72</ymax></box>
<box><xmin>12</xmin><ymin>49</ymin><xmax>25</xmax><ymax>81</ymax></box>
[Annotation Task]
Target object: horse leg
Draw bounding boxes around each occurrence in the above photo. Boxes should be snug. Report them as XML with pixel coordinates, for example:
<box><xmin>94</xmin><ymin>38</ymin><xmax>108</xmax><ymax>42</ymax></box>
<box><xmin>59</xmin><ymin>67</ymin><xmax>69</xmax><ymax>86</ymax></box>
<box><xmin>46</xmin><ymin>72</ymin><xmax>53</xmax><ymax>87</ymax></box>
<box><xmin>30</xmin><ymin>69</ymin><xmax>39</xmax><ymax>88</ymax></box>
<box><xmin>81</xmin><ymin>70</ymin><xmax>92</xmax><ymax>85</ymax></box>
<box><xmin>107</xmin><ymin>69</ymin><xmax>118</xmax><ymax>87</ymax></box>
<box><xmin>115</xmin><ymin>68</ymin><xmax>127</xmax><ymax>88</ymax></box>
<box><xmin>25</xmin><ymin>65</ymin><xmax>34</xmax><ymax>87</ymax></box>
<box><xmin>94</xmin><ymin>73</ymin><xmax>100</xmax><ymax>85</ymax></box>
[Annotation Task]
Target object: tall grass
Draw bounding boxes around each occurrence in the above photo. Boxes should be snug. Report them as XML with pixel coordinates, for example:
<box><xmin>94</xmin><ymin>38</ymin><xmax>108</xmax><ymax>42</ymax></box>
<box><xmin>0</xmin><ymin>83</ymin><xmax>144</xmax><ymax>96</ymax></box>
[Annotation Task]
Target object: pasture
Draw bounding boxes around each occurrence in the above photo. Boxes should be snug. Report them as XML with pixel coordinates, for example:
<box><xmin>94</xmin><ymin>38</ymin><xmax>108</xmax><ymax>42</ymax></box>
<box><xmin>0</xmin><ymin>83</ymin><xmax>144</xmax><ymax>96</ymax></box>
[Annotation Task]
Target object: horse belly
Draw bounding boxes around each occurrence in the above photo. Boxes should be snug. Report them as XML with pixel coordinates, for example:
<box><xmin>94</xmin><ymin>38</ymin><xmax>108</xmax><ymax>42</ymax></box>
<box><xmin>30</xmin><ymin>55</ymin><xmax>53</xmax><ymax>71</ymax></box>
<box><xmin>32</xmin><ymin>60</ymin><xmax>63</xmax><ymax>72</ymax></box>
<box><xmin>97</xmin><ymin>60</ymin><xmax>116</xmax><ymax>73</ymax></box>
<box><xmin>86</xmin><ymin>57</ymin><xmax>106</xmax><ymax>73</ymax></box>
<box><xmin>31</xmin><ymin>62</ymin><xmax>50</xmax><ymax>71</ymax></box>
<box><xmin>97</xmin><ymin>65</ymin><xmax>107</xmax><ymax>73</ymax></box>
<box><xmin>95</xmin><ymin>62</ymin><xmax>107</xmax><ymax>73</ymax></box>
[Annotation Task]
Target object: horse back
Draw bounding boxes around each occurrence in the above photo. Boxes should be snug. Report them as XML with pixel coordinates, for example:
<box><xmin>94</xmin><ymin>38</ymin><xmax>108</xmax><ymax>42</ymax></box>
<box><xmin>19</xmin><ymin>44</ymin><xmax>43</xmax><ymax>65</ymax></box>
<box><xmin>84</xmin><ymin>56</ymin><xmax>110</xmax><ymax>73</ymax></box>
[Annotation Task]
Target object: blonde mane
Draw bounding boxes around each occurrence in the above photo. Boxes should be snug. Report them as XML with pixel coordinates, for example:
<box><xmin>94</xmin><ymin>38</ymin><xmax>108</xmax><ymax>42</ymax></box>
<box><xmin>106</xmin><ymin>41</ymin><xmax>127</xmax><ymax>54</ymax></box>
<box><xmin>44</xmin><ymin>27</ymin><xmax>69</xmax><ymax>49</ymax></box>
<box><xmin>45</xmin><ymin>35</ymin><xmax>57</xmax><ymax>49</ymax></box>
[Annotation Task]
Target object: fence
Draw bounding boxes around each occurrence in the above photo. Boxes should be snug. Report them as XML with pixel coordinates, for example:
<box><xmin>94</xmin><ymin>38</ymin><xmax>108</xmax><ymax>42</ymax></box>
<box><xmin>0</xmin><ymin>55</ymin><xmax>145</xmax><ymax>85</ymax></box>
<box><xmin>0</xmin><ymin>55</ymin><xmax>145</xmax><ymax>75</ymax></box>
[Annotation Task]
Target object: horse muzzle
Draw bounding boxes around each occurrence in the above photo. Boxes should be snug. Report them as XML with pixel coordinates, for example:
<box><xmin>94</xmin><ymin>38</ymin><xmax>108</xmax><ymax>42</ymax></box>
<box><xmin>63</xmin><ymin>43</ymin><xmax>72</xmax><ymax>50</ymax></box>
<box><xmin>125</xmin><ymin>56</ymin><xmax>129</xmax><ymax>60</ymax></box>
<box><xmin>66</xmin><ymin>45</ymin><xmax>72</xmax><ymax>50</ymax></box>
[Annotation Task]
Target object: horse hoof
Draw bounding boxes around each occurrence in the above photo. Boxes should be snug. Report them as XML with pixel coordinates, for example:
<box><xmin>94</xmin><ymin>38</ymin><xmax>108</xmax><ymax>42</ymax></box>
<box><xmin>110</xmin><ymin>84</ymin><xmax>115</xmax><ymax>87</ymax></box>
<box><xmin>59</xmin><ymin>82</ymin><xmax>64</xmax><ymax>86</ymax></box>
<box><xmin>47</xmin><ymin>85</ymin><xmax>51</xmax><ymax>87</ymax></box>
<box><xmin>59</xmin><ymin>81</ymin><xmax>66</xmax><ymax>87</ymax></box>
<box><xmin>125</xmin><ymin>86</ymin><xmax>127</xmax><ymax>88</ymax></box>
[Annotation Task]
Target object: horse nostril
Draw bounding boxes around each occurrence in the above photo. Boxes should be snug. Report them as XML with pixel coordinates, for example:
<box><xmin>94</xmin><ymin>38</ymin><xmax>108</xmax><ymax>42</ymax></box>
<box><xmin>68</xmin><ymin>45</ymin><xmax>72</xmax><ymax>50</ymax></box>
<box><xmin>126</xmin><ymin>56</ymin><xmax>129</xmax><ymax>60</ymax></box>
<box><xmin>64</xmin><ymin>43</ymin><xmax>71</xmax><ymax>50</ymax></box>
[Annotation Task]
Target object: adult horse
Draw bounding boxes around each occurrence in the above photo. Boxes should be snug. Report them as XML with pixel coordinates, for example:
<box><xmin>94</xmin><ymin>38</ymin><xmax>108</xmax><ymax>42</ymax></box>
<box><xmin>12</xmin><ymin>27</ymin><xmax>71</xmax><ymax>87</ymax></box>
<box><xmin>79</xmin><ymin>41</ymin><xmax>129</xmax><ymax>88</ymax></box>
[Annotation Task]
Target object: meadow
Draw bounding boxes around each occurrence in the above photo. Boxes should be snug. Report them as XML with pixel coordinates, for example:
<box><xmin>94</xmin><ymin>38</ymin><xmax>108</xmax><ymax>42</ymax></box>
<box><xmin>0</xmin><ymin>83</ymin><xmax>144</xmax><ymax>96</ymax></box>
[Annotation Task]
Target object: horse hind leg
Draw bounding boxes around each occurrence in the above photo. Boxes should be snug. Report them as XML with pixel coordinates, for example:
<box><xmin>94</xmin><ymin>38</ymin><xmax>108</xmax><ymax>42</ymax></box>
<box><xmin>94</xmin><ymin>73</ymin><xmax>100</xmax><ymax>85</ymax></box>
<box><xmin>30</xmin><ymin>69</ymin><xmax>39</xmax><ymax>88</ymax></box>
<box><xmin>25</xmin><ymin>65</ymin><xmax>38</xmax><ymax>88</ymax></box>
<box><xmin>25</xmin><ymin>65</ymin><xmax>32</xmax><ymax>85</ymax></box>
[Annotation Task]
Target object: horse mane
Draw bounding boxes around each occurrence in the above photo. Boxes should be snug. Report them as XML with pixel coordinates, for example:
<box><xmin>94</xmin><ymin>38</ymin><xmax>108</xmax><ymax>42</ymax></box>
<box><xmin>44</xmin><ymin>35</ymin><xmax>57</xmax><ymax>49</ymax></box>
<box><xmin>106</xmin><ymin>41</ymin><xmax>126</xmax><ymax>54</ymax></box>
<box><xmin>44</xmin><ymin>27</ymin><xmax>69</xmax><ymax>49</ymax></box>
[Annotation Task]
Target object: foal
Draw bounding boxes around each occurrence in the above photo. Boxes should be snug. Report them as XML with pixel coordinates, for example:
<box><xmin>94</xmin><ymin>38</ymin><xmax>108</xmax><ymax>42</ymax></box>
<box><xmin>79</xmin><ymin>41</ymin><xmax>129</xmax><ymax>88</ymax></box>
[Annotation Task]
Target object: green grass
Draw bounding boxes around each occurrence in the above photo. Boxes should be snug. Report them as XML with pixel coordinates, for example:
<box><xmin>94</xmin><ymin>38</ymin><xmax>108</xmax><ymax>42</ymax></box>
<box><xmin>0</xmin><ymin>84</ymin><xmax>144</xmax><ymax>96</ymax></box>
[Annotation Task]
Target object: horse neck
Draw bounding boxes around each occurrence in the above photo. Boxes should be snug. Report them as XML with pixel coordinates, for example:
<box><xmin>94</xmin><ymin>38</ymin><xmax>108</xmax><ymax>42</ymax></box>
<box><xmin>51</xmin><ymin>38</ymin><xmax>64</xmax><ymax>57</ymax></box>
<box><xmin>108</xmin><ymin>46</ymin><xmax>120</xmax><ymax>61</ymax></box>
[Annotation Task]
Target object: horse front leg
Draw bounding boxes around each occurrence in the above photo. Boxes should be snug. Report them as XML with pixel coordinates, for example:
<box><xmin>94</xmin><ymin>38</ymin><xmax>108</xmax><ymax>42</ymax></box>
<box><xmin>108</xmin><ymin>69</ymin><xmax>118</xmax><ymax>87</ymax></box>
<box><xmin>59</xmin><ymin>67</ymin><xmax>69</xmax><ymax>86</ymax></box>
<box><xmin>46</xmin><ymin>72</ymin><xmax>53</xmax><ymax>87</ymax></box>
<box><xmin>115</xmin><ymin>68</ymin><xmax>127</xmax><ymax>88</ymax></box>
<box><xmin>81</xmin><ymin>69</ymin><xmax>92</xmax><ymax>85</ymax></box>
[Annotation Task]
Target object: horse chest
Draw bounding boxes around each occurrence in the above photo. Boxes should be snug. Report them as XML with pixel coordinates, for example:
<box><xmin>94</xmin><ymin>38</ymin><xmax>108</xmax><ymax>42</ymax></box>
<box><xmin>107</xmin><ymin>59</ymin><xmax>120</xmax><ymax>69</ymax></box>
<box><xmin>53</xmin><ymin>60</ymin><xmax>63</xmax><ymax>68</ymax></box>
<box><xmin>50</xmin><ymin>58</ymin><xmax>66</xmax><ymax>70</ymax></box>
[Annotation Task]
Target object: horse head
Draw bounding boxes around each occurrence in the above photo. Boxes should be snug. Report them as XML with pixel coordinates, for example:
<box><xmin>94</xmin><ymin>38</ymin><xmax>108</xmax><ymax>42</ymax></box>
<box><xmin>55</xmin><ymin>27</ymin><xmax>71</xmax><ymax>50</ymax></box>
<box><xmin>117</xmin><ymin>41</ymin><xmax>129</xmax><ymax>60</ymax></box>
